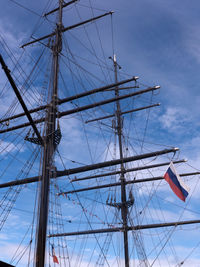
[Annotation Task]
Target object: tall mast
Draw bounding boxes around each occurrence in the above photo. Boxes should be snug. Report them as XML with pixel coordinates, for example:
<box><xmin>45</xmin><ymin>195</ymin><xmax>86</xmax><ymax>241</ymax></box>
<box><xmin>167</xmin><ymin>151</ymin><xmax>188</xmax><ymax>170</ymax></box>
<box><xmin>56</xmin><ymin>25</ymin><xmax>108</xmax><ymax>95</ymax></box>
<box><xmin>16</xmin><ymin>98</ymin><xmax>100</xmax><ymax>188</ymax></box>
<box><xmin>35</xmin><ymin>0</ymin><xmax>63</xmax><ymax>266</ymax></box>
<box><xmin>112</xmin><ymin>54</ymin><xmax>130</xmax><ymax>267</ymax></box>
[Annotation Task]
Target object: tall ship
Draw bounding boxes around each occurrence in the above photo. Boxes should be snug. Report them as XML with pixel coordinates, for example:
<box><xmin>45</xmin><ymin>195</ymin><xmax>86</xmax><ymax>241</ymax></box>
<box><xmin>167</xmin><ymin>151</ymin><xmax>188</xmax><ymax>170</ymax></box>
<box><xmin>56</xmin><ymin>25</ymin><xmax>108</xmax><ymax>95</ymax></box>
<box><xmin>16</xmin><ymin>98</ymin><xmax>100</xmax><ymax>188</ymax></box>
<box><xmin>0</xmin><ymin>1</ymin><xmax>200</xmax><ymax>266</ymax></box>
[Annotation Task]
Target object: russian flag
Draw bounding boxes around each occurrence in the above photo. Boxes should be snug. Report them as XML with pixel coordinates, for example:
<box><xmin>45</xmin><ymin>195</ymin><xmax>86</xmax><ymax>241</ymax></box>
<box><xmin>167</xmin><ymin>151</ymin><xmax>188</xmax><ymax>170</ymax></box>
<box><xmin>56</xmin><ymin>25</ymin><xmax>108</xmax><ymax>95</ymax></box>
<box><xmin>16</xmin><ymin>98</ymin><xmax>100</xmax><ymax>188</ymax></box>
<box><xmin>164</xmin><ymin>162</ymin><xmax>190</xmax><ymax>201</ymax></box>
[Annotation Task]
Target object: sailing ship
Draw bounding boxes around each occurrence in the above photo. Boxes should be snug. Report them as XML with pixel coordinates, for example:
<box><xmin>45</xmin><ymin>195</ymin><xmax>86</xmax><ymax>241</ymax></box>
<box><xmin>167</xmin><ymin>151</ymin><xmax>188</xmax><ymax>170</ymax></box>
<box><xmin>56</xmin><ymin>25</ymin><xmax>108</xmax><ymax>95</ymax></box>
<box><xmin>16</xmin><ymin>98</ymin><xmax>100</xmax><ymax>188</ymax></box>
<box><xmin>0</xmin><ymin>0</ymin><xmax>200</xmax><ymax>266</ymax></box>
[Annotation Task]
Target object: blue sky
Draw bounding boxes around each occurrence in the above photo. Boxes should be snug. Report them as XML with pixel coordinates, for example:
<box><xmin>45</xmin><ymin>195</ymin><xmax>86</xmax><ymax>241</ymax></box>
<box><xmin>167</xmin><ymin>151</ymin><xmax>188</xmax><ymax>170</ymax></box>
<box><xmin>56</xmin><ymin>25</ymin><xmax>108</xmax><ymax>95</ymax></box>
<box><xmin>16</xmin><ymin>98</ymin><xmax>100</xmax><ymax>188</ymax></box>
<box><xmin>0</xmin><ymin>0</ymin><xmax>200</xmax><ymax>266</ymax></box>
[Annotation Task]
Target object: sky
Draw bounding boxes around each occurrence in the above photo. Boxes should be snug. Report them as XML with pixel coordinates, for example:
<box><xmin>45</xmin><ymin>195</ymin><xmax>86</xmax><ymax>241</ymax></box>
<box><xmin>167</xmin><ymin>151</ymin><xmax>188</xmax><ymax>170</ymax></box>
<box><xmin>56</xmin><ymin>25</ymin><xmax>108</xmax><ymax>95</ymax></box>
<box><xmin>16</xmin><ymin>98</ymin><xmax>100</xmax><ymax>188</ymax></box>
<box><xmin>0</xmin><ymin>0</ymin><xmax>200</xmax><ymax>266</ymax></box>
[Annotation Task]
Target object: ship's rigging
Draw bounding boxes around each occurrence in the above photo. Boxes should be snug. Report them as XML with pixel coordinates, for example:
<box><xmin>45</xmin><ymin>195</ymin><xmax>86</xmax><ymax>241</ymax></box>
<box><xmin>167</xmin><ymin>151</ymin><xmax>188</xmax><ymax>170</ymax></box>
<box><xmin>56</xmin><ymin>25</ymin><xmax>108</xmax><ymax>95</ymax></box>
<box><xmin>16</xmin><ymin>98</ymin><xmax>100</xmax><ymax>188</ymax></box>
<box><xmin>0</xmin><ymin>0</ymin><xmax>200</xmax><ymax>267</ymax></box>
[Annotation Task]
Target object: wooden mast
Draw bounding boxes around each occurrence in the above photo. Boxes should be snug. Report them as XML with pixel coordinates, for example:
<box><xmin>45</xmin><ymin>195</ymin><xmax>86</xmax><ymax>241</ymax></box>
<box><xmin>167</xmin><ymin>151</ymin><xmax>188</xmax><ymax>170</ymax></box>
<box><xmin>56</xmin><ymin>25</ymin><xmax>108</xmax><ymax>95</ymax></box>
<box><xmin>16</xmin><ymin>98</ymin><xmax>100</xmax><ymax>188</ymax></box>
<box><xmin>35</xmin><ymin>1</ymin><xmax>63</xmax><ymax>266</ymax></box>
<box><xmin>112</xmin><ymin>54</ymin><xmax>130</xmax><ymax>267</ymax></box>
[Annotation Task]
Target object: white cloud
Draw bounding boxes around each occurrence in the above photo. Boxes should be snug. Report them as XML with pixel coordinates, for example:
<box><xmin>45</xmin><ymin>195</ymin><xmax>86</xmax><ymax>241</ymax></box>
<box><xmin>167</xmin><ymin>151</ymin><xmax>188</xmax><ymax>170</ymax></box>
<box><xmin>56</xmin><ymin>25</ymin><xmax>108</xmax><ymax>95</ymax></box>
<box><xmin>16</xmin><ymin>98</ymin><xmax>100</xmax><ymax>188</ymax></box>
<box><xmin>0</xmin><ymin>140</ymin><xmax>18</xmax><ymax>155</ymax></box>
<box><xmin>0</xmin><ymin>22</ymin><xmax>23</xmax><ymax>51</ymax></box>
<box><xmin>159</xmin><ymin>106</ymin><xmax>191</xmax><ymax>132</ymax></box>
<box><xmin>0</xmin><ymin>242</ymin><xmax>27</xmax><ymax>265</ymax></box>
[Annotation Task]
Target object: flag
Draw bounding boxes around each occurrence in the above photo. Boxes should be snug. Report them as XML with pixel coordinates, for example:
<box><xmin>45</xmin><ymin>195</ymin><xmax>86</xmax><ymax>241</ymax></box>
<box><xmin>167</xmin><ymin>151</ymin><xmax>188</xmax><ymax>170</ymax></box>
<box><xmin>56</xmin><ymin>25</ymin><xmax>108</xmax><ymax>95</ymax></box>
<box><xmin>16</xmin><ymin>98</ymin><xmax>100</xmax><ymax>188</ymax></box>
<box><xmin>164</xmin><ymin>162</ymin><xmax>190</xmax><ymax>201</ymax></box>
<box><xmin>52</xmin><ymin>246</ymin><xmax>59</xmax><ymax>264</ymax></box>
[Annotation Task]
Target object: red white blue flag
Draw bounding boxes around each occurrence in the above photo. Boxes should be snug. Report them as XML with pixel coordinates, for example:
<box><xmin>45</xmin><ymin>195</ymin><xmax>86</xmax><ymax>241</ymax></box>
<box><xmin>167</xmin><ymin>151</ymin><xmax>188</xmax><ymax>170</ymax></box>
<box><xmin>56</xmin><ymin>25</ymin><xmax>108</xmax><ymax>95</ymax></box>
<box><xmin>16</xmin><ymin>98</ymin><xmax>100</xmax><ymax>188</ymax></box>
<box><xmin>164</xmin><ymin>162</ymin><xmax>190</xmax><ymax>202</ymax></box>
<box><xmin>52</xmin><ymin>245</ymin><xmax>59</xmax><ymax>264</ymax></box>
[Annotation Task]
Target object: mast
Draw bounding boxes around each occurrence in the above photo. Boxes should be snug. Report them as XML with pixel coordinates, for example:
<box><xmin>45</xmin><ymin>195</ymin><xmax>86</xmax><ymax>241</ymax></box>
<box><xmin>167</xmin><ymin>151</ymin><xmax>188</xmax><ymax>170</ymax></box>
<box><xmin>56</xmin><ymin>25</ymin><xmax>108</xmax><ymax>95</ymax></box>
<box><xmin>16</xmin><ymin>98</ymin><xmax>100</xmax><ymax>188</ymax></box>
<box><xmin>35</xmin><ymin>0</ymin><xmax>63</xmax><ymax>266</ymax></box>
<box><xmin>112</xmin><ymin>54</ymin><xmax>130</xmax><ymax>267</ymax></box>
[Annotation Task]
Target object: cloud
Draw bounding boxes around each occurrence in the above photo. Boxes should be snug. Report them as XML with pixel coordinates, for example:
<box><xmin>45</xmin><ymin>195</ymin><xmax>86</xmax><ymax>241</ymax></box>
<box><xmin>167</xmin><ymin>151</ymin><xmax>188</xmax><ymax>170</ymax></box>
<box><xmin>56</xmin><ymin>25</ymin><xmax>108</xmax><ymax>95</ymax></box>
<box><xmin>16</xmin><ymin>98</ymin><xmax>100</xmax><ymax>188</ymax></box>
<box><xmin>159</xmin><ymin>106</ymin><xmax>192</xmax><ymax>132</ymax></box>
<box><xmin>0</xmin><ymin>22</ymin><xmax>23</xmax><ymax>51</ymax></box>
<box><xmin>0</xmin><ymin>242</ymin><xmax>27</xmax><ymax>265</ymax></box>
<box><xmin>0</xmin><ymin>140</ymin><xmax>18</xmax><ymax>155</ymax></box>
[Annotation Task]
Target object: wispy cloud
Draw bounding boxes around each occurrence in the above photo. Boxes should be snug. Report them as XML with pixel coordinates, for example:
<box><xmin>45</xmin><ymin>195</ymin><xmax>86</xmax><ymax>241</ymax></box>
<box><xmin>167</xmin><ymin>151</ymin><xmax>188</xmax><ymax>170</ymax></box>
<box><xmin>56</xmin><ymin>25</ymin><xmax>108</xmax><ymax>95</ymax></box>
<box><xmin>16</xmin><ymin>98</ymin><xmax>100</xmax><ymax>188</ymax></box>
<box><xmin>0</xmin><ymin>140</ymin><xmax>18</xmax><ymax>155</ymax></box>
<box><xmin>159</xmin><ymin>106</ymin><xmax>192</xmax><ymax>132</ymax></box>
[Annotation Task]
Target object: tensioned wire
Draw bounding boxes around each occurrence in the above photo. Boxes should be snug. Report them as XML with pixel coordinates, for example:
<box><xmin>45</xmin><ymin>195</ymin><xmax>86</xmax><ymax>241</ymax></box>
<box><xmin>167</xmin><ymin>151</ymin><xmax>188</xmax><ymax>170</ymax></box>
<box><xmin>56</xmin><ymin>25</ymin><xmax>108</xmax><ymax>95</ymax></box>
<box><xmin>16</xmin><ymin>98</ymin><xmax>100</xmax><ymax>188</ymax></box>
<box><xmin>0</xmin><ymin>35</ymin><xmax>44</xmax><ymax>102</ymax></box>
<box><xmin>0</xmin><ymin>39</ymin><xmax>49</xmax><ymax>123</ymax></box>
<box><xmin>55</xmin><ymin>149</ymin><xmax>111</xmax><ymax>267</ymax></box>
<box><xmin>0</xmin><ymin>145</ymin><xmax>40</xmax><ymax>266</ymax></box>
<box><xmin>61</xmin><ymin>26</ymin><xmax>114</xmax><ymax>99</ymax></box>
<box><xmin>7</xmin><ymin>0</ymin><xmax>45</xmax><ymax>17</ymax></box>
<box><xmin>0</xmin><ymin>1</ymin><xmax>61</xmax><ymax>114</ymax></box>
<box><xmin>74</xmin><ymin>4</ymin><xmax>111</xmax><ymax>84</ymax></box>
<box><xmin>0</xmin><ymin>137</ymin><xmax>27</xmax><ymax>179</ymax></box>
<box><xmin>61</xmin><ymin>42</ymin><xmax>104</xmax><ymax>85</ymax></box>
<box><xmin>61</xmin><ymin>36</ymin><xmax>107</xmax><ymax>117</ymax></box>
<box><xmin>60</xmin><ymin>28</ymin><xmax>122</xmax><ymax>161</ymax></box>
<box><xmin>61</xmin><ymin>51</ymin><xmax>114</xmax><ymax>73</ymax></box>
<box><xmin>58</xmin><ymin>54</ymin><xmax>115</xmax><ymax>128</ymax></box>
<box><xmin>62</xmin><ymin>28</ymin><xmax>110</xmax><ymax>87</ymax></box>
<box><xmin>48</xmin><ymin>176</ymin><xmax>71</xmax><ymax>266</ymax></box>
<box><xmin>88</xmin><ymin>0</ymin><xmax>113</xmax><ymax>83</ymax></box>
<box><xmin>61</xmin><ymin>2</ymin><xmax>115</xmax><ymax>83</ymax></box>
<box><xmin>60</xmin><ymin>26</ymin><xmax>117</xmax><ymax>127</ymax></box>
<box><xmin>61</xmin><ymin>31</ymin><xmax>120</xmax><ymax>154</ymax></box>
<box><xmin>66</xmin><ymin>30</ymin><xmax>115</xmax><ymax>73</ymax></box>
<box><xmin>56</xmin><ymin>114</ymin><xmax>115</xmax><ymax>264</ymax></box>
<box><xmin>13</xmin><ymin>148</ymin><xmax>42</xmax><ymax>266</ymax></box>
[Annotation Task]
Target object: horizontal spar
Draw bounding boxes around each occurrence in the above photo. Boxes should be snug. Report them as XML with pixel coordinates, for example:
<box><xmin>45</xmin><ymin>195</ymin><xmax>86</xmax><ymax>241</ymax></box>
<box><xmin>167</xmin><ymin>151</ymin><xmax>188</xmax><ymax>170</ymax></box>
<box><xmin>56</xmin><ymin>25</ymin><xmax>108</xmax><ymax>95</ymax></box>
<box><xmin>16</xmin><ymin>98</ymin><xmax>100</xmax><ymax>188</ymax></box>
<box><xmin>58</xmin><ymin>77</ymin><xmax>138</xmax><ymax>104</ymax></box>
<box><xmin>56</xmin><ymin>148</ymin><xmax>179</xmax><ymax>176</ymax></box>
<box><xmin>48</xmin><ymin>219</ymin><xmax>200</xmax><ymax>237</ymax></box>
<box><xmin>58</xmin><ymin>86</ymin><xmax>160</xmax><ymax>118</ymax></box>
<box><xmin>0</xmin><ymin>176</ymin><xmax>41</xmax><ymax>188</ymax></box>
<box><xmin>22</xmin><ymin>11</ymin><xmax>113</xmax><ymax>48</ymax></box>
<box><xmin>0</xmin><ymin>117</ymin><xmax>45</xmax><ymax>134</ymax></box>
<box><xmin>0</xmin><ymin>85</ymin><xmax>159</xmax><ymax>134</ymax></box>
<box><xmin>0</xmin><ymin>77</ymin><xmax>137</xmax><ymax>124</ymax></box>
<box><xmin>59</xmin><ymin>171</ymin><xmax>200</xmax><ymax>195</ymax></box>
<box><xmin>71</xmin><ymin>159</ymin><xmax>186</xmax><ymax>182</ymax></box>
<box><xmin>85</xmin><ymin>103</ymin><xmax>160</xmax><ymax>123</ymax></box>
<box><xmin>0</xmin><ymin>148</ymin><xmax>178</xmax><ymax>188</ymax></box>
